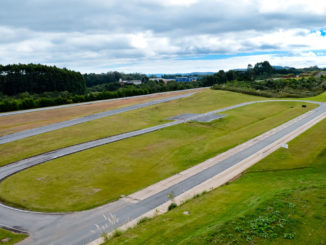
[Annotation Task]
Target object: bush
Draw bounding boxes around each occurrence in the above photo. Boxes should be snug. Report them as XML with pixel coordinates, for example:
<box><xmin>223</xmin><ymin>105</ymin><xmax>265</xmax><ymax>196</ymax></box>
<box><xmin>168</xmin><ymin>203</ymin><xmax>177</xmax><ymax>211</ymax></box>
<box><xmin>112</xmin><ymin>229</ymin><xmax>123</xmax><ymax>238</ymax></box>
<box><xmin>283</xmin><ymin>232</ymin><xmax>296</xmax><ymax>239</ymax></box>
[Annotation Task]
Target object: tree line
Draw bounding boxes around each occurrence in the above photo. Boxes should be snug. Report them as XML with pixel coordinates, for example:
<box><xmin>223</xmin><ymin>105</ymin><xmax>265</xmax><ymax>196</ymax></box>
<box><xmin>0</xmin><ymin>64</ymin><xmax>86</xmax><ymax>95</ymax></box>
<box><xmin>0</xmin><ymin>80</ymin><xmax>200</xmax><ymax>112</ymax></box>
<box><xmin>201</xmin><ymin>61</ymin><xmax>295</xmax><ymax>86</ymax></box>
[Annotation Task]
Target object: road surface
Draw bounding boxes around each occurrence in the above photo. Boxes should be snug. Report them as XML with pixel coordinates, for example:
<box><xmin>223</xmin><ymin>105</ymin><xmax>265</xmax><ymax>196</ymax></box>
<box><xmin>0</xmin><ymin>100</ymin><xmax>324</xmax><ymax>245</ymax></box>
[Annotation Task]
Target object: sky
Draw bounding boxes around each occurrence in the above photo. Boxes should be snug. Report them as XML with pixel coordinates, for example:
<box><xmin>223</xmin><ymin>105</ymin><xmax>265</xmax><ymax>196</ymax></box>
<box><xmin>0</xmin><ymin>0</ymin><xmax>325</xmax><ymax>74</ymax></box>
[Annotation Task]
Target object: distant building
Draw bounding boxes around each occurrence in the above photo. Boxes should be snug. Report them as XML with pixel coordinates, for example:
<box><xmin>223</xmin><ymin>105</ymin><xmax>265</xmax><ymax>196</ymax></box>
<box><xmin>128</xmin><ymin>80</ymin><xmax>142</xmax><ymax>85</ymax></box>
<box><xmin>119</xmin><ymin>79</ymin><xmax>142</xmax><ymax>85</ymax></box>
<box><xmin>149</xmin><ymin>78</ymin><xmax>175</xmax><ymax>84</ymax></box>
<box><xmin>149</xmin><ymin>76</ymin><xmax>197</xmax><ymax>83</ymax></box>
<box><xmin>175</xmin><ymin>77</ymin><xmax>197</xmax><ymax>82</ymax></box>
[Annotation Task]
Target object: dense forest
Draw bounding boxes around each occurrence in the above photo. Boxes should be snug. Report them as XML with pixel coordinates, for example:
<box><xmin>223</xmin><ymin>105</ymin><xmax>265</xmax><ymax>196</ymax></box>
<box><xmin>0</xmin><ymin>64</ymin><xmax>85</xmax><ymax>95</ymax></box>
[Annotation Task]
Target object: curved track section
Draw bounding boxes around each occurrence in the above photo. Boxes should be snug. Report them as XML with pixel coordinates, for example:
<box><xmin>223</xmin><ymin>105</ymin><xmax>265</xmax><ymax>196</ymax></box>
<box><xmin>0</xmin><ymin>100</ymin><xmax>324</xmax><ymax>245</ymax></box>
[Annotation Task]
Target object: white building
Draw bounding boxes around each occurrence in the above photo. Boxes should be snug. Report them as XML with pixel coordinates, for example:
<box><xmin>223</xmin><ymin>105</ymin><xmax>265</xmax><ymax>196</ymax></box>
<box><xmin>119</xmin><ymin>79</ymin><xmax>142</xmax><ymax>85</ymax></box>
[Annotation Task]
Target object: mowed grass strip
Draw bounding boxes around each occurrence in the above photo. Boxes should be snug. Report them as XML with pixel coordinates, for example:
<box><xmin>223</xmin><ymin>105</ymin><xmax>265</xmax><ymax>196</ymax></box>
<box><xmin>0</xmin><ymin>101</ymin><xmax>315</xmax><ymax>212</ymax></box>
<box><xmin>0</xmin><ymin>90</ymin><xmax>267</xmax><ymax>166</ymax></box>
<box><xmin>0</xmin><ymin>89</ymin><xmax>196</xmax><ymax>136</ymax></box>
<box><xmin>0</xmin><ymin>229</ymin><xmax>27</xmax><ymax>245</ymax></box>
<box><xmin>104</xmin><ymin>113</ymin><xmax>326</xmax><ymax>245</ymax></box>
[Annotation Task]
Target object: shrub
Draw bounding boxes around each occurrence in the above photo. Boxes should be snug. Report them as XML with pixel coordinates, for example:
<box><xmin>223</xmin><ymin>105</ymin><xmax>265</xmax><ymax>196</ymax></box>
<box><xmin>283</xmin><ymin>232</ymin><xmax>296</xmax><ymax>239</ymax></box>
<box><xmin>112</xmin><ymin>229</ymin><xmax>123</xmax><ymax>238</ymax></box>
<box><xmin>168</xmin><ymin>203</ymin><xmax>177</xmax><ymax>211</ymax></box>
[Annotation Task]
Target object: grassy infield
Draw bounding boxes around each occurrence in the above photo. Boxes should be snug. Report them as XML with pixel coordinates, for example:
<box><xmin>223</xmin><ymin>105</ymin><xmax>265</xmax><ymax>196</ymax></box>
<box><xmin>0</xmin><ymin>93</ymin><xmax>315</xmax><ymax>211</ymax></box>
<box><xmin>104</xmin><ymin>110</ymin><xmax>326</xmax><ymax>245</ymax></box>
<box><xmin>0</xmin><ymin>89</ymin><xmax>264</xmax><ymax>167</ymax></box>
<box><xmin>1</xmin><ymin>89</ymin><xmax>326</xmax><ymax>244</ymax></box>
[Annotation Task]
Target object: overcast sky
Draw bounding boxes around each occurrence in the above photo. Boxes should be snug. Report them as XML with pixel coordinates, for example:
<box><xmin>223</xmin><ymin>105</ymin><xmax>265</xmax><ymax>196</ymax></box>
<box><xmin>0</xmin><ymin>0</ymin><xmax>325</xmax><ymax>73</ymax></box>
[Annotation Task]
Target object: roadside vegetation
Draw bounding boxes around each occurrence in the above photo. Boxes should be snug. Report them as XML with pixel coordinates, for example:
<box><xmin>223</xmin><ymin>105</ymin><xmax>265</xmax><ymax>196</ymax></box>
<box><xmin>0</xmin><ymin>229</ymin><xmax>26</xmax><ymax>245</ymax></box>
<box><xmin>207</xmin><ymin>61</ymin><xmax>326</xmax><ymax>98</ymax></box>
<box><xmin>0</xmin><ymin>89</ymin><xmax>267</xmax><ymax>166</ymax></box>
<box><xmin>0</xmin><ymin>100</ymin><xmax>315</xmax><ymax>211</ymax></box>
<box><xmin>213</xmin><ymin>76</ymin><xmax>326</xmax><ymax>98</ymax></box>
<box><xmin>103</xmin><ymin>116</ymin><xmax>326</xmax><ymax>245</ymax></box>
<box><xmin>0</xmin><ymin>82</ymin><xmax>201</xmax><ymax>112</ymax></box>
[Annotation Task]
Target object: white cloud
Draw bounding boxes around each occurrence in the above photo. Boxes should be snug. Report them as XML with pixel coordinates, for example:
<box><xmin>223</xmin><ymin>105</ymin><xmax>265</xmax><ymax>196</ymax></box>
<box><xmin>0</xmin><ymin>0</ymin><xmax>325</xmax><ymax>73</ymax></box>
<box><xmin>257</xmin><ymin>0</ymin><xmax>326</xmax><ymax>15</ymax></box>
<box><xmin>159</xmin><ymin>0</ymin><xmax>199</xmax><ymax>6</ymax></box>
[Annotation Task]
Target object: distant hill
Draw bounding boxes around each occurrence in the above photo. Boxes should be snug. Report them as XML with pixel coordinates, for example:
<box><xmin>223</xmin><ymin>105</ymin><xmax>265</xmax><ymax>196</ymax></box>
<box><xmin>273</xmin><ymin>66</ymin><xmax>294</xmax><ymax>70</ymax></box>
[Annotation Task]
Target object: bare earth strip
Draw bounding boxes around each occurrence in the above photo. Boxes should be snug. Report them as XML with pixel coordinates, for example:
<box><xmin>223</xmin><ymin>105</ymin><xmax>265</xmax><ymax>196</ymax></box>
<box><xmin>0</xmin><ymin>93</ymin><xmax>195</xmax><ymax>144</ymax></box>
<box><xmin>0</xmin><ymin>88</ymin><xmax>204</xmax><ymax>136</ymax></box>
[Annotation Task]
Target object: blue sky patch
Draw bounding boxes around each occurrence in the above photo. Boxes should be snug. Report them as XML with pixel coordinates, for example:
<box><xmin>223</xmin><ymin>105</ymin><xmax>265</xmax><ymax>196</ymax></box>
<box><xmin>177</xmin><ymin>51</ymin><xmax>289</xmax><ymax>61</ymax></box>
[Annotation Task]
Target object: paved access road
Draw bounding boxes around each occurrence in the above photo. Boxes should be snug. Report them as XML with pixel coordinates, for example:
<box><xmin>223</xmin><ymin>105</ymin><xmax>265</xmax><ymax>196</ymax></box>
<box><xmin>0</xmin><ymin>93</ymin><xmax>195</xmax><ymax>145</ymax></box>
<box><xmin>0</xmin><ymin>100</ymin><xmax>324</xmax><ymax>245</ymax></box>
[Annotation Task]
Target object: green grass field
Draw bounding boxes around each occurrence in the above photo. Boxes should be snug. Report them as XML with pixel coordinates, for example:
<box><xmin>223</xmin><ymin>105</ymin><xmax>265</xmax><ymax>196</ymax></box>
<box><xmin>103</xmin><ymin>116</ymin><xmax>326</xmax><ymax>245</ymax></box>
<box><xmin>0</xmin><ymin>101</ymin><xmax>315</xmax><ymax>212</ymax></box>
<box><xmin>0</xmin><ymin>90</ymin><xmax>270</xmax><ymax>167</ymax></box>
<box><xmin>0</xmin><ymin>229</ymin><xmax>26</xmax><ymax>245</ymax></box>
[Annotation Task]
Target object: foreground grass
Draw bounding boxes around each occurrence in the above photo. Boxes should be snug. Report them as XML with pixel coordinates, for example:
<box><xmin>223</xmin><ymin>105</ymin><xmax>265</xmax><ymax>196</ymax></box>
<box><xmin>193</xmin><ymin>187</ymin><xmax>325</xmax><ymax>244</ymax></box>
<box><xmin>0</xmin><ymin>89</ymin><xmax>267</xmax><ymax>166</ymax></box>
<box><xmin>0</xmin><ymin>90</ymin><xmax>194</xmax><ymax>137</ymax></box>
<box><xmin>0</xmin><ymin>101</ymin><xmax>315</xmax><ymax>212</ymax></box>
<box><xmin>104</xmin><ymin>116</ymin><xmax>326</xmax><ymax>245</ymax></box>
<box><xmin>0</xmin><ymin>229</ymin><xmax>26</xmax><ymax>245</ymax></box>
